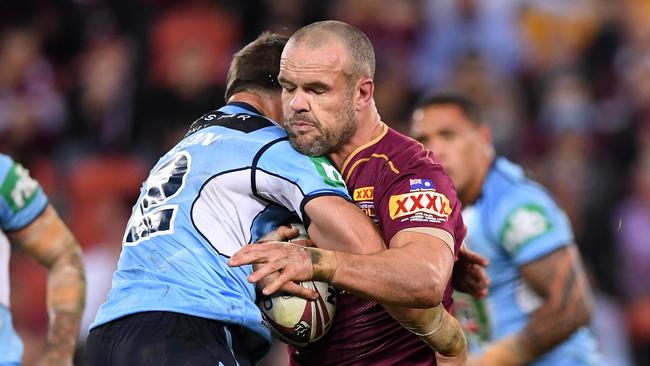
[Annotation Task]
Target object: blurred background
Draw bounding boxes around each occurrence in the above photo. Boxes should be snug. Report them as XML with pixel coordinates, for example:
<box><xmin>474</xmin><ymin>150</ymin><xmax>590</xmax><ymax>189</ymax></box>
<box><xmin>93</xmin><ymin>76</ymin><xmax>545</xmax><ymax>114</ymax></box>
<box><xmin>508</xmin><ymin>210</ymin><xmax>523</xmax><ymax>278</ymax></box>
<box><xmin>1</xmin><ymin>0</ymin><xmax>649</xmax><ymax>365</ymax></box>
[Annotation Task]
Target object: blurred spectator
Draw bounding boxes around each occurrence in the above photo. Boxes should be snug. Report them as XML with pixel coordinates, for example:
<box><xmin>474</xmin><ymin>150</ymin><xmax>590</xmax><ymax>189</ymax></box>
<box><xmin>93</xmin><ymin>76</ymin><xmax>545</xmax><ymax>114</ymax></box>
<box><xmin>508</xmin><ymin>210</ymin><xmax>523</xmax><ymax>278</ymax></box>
<box><xmin>0</xmin><ymin>26</ymin><xmax>67</xmax><ymax>161</ymax></box>
<box><xmin>592</xmin><ymin>286</ymin><xmax>634</xmax><ymax>366</ymax></box>
<box><xmin>331</xmin><ymin>0</ymin><xmax>423</xmax><ymax>69</ymax></box>
<box><xmin>613</xmin><ymin>148</ymin><xmax>650</xmax><ymax>365</ymax></box>
<box><xmin>519</xmin><ymin>0</ymin><xmax>599</xmax><ymax>73</ymax></box>
<box><xmin>412</xmin><ymin>0</ymin><xmax>522</xmax><ymax>90</ymax></box>
<box><xmin>538</xmin><ymin>70</ymin><xmax>595</xmax><ymax>136</ymax></box>
<box><xmin>445</xmin><ymin>52</ymin><xmax>525</xmax><ymax>157</ymax></box>
<box><xmin>329</xmin><ymin>0</ymin><xmax>423</xmax><ymax>133</ymax></box>
<box><xmin>66</xmin><ymin>35</ymin><xmax>137</xmax><ymax>152</ymax></box>
<box><xmin>65</xmin><ymin>156</ymin><xmax>146</xmax><ymax>252</ymax></box>
<box><xmin>148</xmin><ymin>0</ymin><xmax>240</xmax><ymax>91</ymax></box>
<box><xmin>262</xmin><ymin>0</ymin><xmax>330</xmax><ymax>34</ymax></box>
<box><xmin>137</xmin><ymin>0</ymin><xmax>242</xmax><ymax>156</ymax></box>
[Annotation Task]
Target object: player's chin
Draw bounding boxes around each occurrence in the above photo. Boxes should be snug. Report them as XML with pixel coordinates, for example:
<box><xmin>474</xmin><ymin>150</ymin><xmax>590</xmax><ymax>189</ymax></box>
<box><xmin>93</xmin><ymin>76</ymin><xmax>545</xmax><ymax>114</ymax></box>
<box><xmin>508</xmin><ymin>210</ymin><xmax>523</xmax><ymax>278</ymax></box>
<box><xmin>288</xmin><ymin>135</ymin><xmax>318</xmax><ymax>155</ymax></box>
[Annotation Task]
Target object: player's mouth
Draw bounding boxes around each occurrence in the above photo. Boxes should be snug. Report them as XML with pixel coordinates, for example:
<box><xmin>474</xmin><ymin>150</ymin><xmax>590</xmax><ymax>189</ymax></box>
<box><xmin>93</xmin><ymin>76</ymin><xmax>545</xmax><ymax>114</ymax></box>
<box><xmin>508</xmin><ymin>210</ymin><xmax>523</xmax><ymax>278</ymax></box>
<box><xmin>289</xmin><ymin>120</ymin><xmax>316</xmax><ymax>134</ymax></box>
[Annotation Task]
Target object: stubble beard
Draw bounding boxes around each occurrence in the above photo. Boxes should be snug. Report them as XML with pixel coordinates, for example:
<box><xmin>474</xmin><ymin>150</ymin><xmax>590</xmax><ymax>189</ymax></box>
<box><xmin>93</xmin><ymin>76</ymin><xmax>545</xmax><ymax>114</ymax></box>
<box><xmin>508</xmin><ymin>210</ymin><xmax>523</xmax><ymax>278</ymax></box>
<box><xmin>286</xmin><ymin>100</ymin><xmax>357</xmax><ymax>156</ymax></box>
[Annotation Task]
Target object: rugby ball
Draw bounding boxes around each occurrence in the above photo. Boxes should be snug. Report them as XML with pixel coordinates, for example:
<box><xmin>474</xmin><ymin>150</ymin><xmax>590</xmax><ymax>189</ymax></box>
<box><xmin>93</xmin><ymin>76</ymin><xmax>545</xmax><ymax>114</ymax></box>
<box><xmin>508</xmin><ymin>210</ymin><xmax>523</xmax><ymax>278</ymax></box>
<box><xmin>257</xmin><ymin>223</ymin><xmax>337</xmax><ymax>347</ymax></box>
<box><xmin>258</xmin><ymin>280</ymin><xmax>337</xmax><ymax>347</ymax></box>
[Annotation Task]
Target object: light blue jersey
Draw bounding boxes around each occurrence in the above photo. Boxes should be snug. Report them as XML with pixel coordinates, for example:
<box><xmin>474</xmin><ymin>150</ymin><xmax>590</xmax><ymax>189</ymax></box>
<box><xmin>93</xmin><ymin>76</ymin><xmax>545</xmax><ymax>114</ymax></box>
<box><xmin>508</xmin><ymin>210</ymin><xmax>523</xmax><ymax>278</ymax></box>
<box><xmin>0</xmin><ymin>154</ymin><xmax>49</xmax><ymax>365</ymax></box>
<box><xmin>455</xmin><ymin>157</ymin><xmax>600</xmax><ymax>365</ymax></box>
<box><xmin>91</xmin><ymin>103</ymin><xmax>350</xmax><ymax>349</ymax></box>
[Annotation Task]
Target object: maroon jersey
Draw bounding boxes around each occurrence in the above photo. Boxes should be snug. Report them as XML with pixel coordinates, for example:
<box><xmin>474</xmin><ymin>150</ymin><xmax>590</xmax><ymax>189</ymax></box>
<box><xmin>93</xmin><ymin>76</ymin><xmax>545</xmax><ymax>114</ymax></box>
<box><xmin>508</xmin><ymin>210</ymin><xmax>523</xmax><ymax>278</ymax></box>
<box><xmin>289</xmin><ymin>124</ymin><xmax>465</xmax><ymax>365</ymax></box>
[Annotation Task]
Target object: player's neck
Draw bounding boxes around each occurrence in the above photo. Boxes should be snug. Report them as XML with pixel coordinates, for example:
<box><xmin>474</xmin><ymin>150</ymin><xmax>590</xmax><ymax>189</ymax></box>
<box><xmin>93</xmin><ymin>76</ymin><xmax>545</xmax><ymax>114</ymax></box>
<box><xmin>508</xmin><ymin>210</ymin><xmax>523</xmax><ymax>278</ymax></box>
<box><xmin>227</xmin><ymin>91</ymin><xmax>280</xmax><ymax>122</ymax></box>
<box><xmin>329</xmin><ymin>108</ymin><xmax>383</xmax><ymax>170</ymax></box>
<box><xmin>462</xmin><ymin>154</ymin><xmax>494</xmax><ymax>205</ymax></box>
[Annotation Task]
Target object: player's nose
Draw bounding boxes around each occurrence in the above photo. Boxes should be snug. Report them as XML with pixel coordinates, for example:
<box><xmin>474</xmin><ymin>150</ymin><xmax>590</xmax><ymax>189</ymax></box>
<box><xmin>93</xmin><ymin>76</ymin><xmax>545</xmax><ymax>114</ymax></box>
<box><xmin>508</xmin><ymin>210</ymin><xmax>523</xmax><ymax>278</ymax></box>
<box><xmin>289</xmin><ymin>91</ymin><xmax>309</xmax><ymax>113</ymax></box>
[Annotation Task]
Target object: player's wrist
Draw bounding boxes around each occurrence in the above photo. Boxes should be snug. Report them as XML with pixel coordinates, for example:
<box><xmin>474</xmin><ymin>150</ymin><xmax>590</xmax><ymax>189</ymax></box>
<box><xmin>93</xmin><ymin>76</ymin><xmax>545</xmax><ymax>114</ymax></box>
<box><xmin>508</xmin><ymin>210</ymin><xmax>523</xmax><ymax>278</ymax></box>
<box><xmin>400</xmin><ymin>305</ymin><xmax>467</xmax><ymax>357</ymax></box>
<box><xmin>481</xmin><ymin>335</ymin><xmax>533</xmax><ymax>366</ymax></box>
<box><xmin>306</xmin><ymin>247</ymin><xmax>338</xmax><ymax>283</ymax></box>
<box><xmin>422</xmin><ymin>309</ymin><xmax>467</xmax><ymax>357</ymax></box>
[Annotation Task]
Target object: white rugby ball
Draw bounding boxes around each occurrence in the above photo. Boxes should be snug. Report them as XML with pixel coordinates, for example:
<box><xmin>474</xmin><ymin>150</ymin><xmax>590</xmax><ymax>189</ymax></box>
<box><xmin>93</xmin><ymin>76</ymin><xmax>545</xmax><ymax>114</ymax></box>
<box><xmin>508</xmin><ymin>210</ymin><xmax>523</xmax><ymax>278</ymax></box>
<box><xmin>257</xmin><ymin>222</ymin><xmax>337</xmax><ymax>347</ymax></box>
<box><xmin>258</xmin><ymin>280</ymin><xmax>337</xmax><ymax>347</ymax></box>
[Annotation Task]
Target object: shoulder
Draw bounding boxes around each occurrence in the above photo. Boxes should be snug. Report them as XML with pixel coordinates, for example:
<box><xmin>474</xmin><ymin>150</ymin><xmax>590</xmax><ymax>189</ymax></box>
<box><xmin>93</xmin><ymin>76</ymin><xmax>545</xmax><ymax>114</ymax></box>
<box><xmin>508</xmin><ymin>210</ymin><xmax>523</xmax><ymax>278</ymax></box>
<box><xmin>0</xmin><ymin>156</ymin><xmax>48</xmax><ymax>231</ymax></box>
<box><xmin>486</xmin><ymin>158</ymin><xmax>558</xmax><ymax>210</ymax></box>
<box><xmin>378</xmin><ymin>127</ymin><xmax>442</xmax><ymax>175</ymax></box>
<box><xmin>0</xmin><ymin>154</ymin><xmax>13</xmax><ymax>176</ymax></box>
<box><xmin>483</xmin><ymin>158</ymin><xmax>572</xmax><ymax>256</ymax></box>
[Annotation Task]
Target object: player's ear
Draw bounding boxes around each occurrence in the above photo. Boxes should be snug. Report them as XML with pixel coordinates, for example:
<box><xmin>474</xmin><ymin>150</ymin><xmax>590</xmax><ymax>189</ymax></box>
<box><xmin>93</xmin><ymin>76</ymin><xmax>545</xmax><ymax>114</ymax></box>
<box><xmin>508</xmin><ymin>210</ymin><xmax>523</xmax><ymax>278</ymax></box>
<box><xmin>478</xmin><ymin>124</ymin><xmax>492</xmax><ymax>145</ymax></box>
<box><xmin>355</xmin><ymin>77</ymin><xmax>374</xmax><ymax>111</ymax></box>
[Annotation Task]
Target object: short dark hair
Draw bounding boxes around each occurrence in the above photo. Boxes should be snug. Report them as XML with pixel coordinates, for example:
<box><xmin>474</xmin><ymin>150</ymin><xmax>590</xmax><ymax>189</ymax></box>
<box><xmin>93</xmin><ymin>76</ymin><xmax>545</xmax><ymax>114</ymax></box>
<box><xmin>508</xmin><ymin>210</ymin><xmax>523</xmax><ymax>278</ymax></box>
<box><xmin>290</xmin><ymin>20</ymin><xmax>375</xmax><ymax>80</ymax></box>
<box><xmin>224</xmin><ymin>32</ymin><xmax>288</xmax><ymax>101</ymax></box>
<box><xmin>415</xmin><ymin>93</ymin><xmax>482</xmax><ymax>125</ymax></box>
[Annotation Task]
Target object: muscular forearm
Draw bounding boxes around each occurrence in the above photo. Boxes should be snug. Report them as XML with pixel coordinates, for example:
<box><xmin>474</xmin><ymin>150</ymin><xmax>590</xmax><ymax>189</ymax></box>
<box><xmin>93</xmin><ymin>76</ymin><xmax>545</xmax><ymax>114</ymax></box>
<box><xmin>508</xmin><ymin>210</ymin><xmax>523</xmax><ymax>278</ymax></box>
<box><xmin>514</xmin><ymin>288</ymin><xmax>592</xmax><ymax>360</ymax></box>
<box><xmin>385</xmin><ymin>304</ymin><xmax>466</xmax><ymax>356</ymax></box>
<box><xmin>45</xmin><ymin>244</ymin><xmax>86</xmax><ymax>354</ymax></box>
<box><xmin>12</xmin><ymin>206</ymin><xmax>86</xmax><ymax>362</ymax></box>
<box><xmin>308</xmin><ymin>240</ymin><xmax>452</xmax><ymax>308</ymax></box>
<box><xmin>480</xmin><ymin>246</ymin><xmax>593</xmax><ymax>366</ymax></box>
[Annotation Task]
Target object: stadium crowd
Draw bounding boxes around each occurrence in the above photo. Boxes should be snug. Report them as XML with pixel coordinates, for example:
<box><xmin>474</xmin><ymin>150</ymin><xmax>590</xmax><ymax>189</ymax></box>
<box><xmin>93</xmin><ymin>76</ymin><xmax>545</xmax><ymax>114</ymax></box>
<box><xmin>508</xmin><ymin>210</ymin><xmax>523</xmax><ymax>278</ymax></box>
<box><xmin>1</xmin><ymin>0</ymin><xmax>649</xmax><ymax>365</ymax></box>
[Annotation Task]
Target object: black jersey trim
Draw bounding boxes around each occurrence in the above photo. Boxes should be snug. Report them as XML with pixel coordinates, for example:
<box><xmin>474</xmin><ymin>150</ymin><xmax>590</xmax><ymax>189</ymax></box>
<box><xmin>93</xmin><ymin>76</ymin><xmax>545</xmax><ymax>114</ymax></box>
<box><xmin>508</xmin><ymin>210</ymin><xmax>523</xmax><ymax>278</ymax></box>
<box><xmin>299</xmin><ymin>192</ymin><xmax>352</xmax><ymax>229</ymax></box>
<box><xmin>185</xmin><ymin>106</ymin><xmax>273</xmax><ymax>136</ymax></box>
<box><xmin>228</xmin><ymin>102</ymin><xmax>262</xmax><ymax>115</ymax></box>
<box><xmin>250</xmin><ymin>137</ymin><xmax>312</xmax><ymax>225</ymax></box>
<box><xmin>250</xmin><ymin>137</ymin><xmax>289</xmax><ymax>198</ymax></box>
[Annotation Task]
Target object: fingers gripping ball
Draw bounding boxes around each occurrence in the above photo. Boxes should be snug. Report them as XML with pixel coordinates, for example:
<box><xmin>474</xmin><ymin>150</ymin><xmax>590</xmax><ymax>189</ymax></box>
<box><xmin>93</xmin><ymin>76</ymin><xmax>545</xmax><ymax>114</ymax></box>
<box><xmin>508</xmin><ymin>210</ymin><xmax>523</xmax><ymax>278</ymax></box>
<box><xmin>258</xmin><ymin>280</ymin><xmax>337</xmax><ymax>347</ymax></box>
<box><xmin>257</xmin><ymin>223</ymin><xmax>337</xmax><ymax>347</ymax></box>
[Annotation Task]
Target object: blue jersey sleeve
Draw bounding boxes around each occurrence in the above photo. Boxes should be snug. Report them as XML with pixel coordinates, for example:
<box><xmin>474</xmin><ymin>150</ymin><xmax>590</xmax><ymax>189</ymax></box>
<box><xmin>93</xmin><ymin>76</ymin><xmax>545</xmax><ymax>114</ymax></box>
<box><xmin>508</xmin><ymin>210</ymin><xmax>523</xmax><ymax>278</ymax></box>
<box><xmin>0</xmin><ymin>155</ymin><xmax>48</xmax><ymax>231</ymax></box>
<box><xmin>488</xmin><ymin>184</ymin><xmax>573</xmax><ymax>266</ymax></box>
<box><xmin>254</xmin><ymin>140</ymin><xmax>350</xmax><ymax>222</ymax></box>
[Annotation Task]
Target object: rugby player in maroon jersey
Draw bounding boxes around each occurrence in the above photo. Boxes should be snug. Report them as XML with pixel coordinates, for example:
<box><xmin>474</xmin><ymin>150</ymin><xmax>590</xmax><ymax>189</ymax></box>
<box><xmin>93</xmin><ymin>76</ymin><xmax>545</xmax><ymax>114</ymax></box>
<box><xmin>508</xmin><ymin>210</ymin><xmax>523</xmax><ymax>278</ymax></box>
<box><xmin>229</xmin><ymin>20</ymin><xmax>488</xmax><ymax>365</ymax></box>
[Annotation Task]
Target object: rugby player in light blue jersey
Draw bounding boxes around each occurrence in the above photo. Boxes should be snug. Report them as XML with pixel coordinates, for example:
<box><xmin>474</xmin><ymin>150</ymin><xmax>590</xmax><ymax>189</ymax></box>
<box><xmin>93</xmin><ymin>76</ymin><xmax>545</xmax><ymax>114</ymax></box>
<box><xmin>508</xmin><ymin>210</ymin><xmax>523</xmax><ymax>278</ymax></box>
<box><xmin>0</xmin><ymin>154</ymin><xmax>86</xmax><ymax>366</ymax></box>
<box><xmin>85</xmin><ymin>33</ymin><xmax>386</xmax><ymax>366</ymax></box>
<box><xmin>410</xmin><ymin>93</ymin><xmax>601</xmax><ymax>366</ymax></box>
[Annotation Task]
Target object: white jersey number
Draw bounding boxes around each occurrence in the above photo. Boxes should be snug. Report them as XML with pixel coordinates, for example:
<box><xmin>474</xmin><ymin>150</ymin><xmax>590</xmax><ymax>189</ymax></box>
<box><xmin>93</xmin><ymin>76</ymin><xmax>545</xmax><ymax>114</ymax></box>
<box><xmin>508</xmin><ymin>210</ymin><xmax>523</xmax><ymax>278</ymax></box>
<box><xmin>123</xmin><ymin>152</ymin><xmax>190</xmax><ymax>246</ymax></box>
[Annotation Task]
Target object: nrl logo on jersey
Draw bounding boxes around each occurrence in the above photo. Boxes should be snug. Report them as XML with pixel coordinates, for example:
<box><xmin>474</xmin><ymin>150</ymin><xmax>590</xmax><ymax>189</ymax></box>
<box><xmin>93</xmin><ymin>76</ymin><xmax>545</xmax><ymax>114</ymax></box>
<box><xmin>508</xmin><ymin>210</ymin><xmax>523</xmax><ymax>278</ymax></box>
<box><xmin>389</xmin><ymin>191</ymin><xmax>452</xmax><ymax>220</ymax></box>
<box><xmin>309</xmin><ymin>157</ymin><xmax>345</xmax><ymax>188</ymax></box>
<box><xmin>1</xmin><ymin>162</ymin><xmax>39</xmax><ymax>213</ymax></box>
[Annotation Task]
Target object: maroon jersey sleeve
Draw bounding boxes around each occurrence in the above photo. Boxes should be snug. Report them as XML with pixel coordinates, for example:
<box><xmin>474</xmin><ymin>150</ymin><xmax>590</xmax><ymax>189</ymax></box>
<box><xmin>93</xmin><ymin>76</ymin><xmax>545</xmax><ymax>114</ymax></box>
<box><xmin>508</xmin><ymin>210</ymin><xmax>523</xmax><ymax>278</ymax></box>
<box><xmin>375</xmin><ymin>147</ymin><xmax>465</xmax><ymax>256</ymax></box>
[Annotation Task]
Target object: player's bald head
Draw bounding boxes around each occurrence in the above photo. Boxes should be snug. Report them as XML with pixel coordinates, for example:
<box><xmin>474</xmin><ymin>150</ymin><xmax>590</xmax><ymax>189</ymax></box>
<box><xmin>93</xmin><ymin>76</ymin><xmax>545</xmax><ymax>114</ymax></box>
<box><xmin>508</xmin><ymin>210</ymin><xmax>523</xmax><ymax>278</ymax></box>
<box><xmin>287</xmin><ymin>20</ymin><xmax>375</xmax><ymax>82</ymax></box>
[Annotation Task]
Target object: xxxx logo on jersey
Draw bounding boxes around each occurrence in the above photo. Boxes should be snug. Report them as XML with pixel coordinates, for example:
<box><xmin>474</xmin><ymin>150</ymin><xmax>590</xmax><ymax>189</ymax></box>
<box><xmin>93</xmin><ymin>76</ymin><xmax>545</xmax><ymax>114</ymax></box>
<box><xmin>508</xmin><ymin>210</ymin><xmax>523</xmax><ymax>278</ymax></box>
<box><xmin>389</xmin><ymin>191</ymin><xmax>452</xmax><ymax>220</ymax></box>
<box><xmin>353</xmin><ymin>186</ymin><xmax>373</xmax><ymax>201</ymax></box>
<box><xmin>353</xmin><ymin>186</ymin><xmax>376</xmax><ymax>219</ymax></box>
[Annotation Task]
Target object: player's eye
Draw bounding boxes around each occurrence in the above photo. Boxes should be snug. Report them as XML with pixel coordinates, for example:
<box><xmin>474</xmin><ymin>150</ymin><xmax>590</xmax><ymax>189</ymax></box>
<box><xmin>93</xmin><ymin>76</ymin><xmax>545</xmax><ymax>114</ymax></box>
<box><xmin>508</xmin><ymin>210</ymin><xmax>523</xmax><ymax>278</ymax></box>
<box><xmin>280</xmin><ymin>82</ymin><xmax>296</xmax><ymax>92</ymax></box>
<box><xmin>439</xmin><ymin>131</ymin><xmax>456</xmax><ymax>140</ymax></box>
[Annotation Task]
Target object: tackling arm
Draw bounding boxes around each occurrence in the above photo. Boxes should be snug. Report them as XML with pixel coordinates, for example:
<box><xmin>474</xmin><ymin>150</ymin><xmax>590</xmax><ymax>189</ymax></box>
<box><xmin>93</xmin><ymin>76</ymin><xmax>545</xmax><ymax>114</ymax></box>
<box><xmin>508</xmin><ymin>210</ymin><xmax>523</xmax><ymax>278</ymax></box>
<box><xmin>231</xmin><ymin>197</ymin><xmax>453</xmax><ymax>308</ymax></box>
<box><xmin>229</xmin><ymin>197</ymin><xmax>467</xmax><ymax>358</ymax></box>
<box><xmin>310</xmin><ymin>226</ymin><xmax>467</xmax><ymax>358</ymax></box>
<box><xmin>475</xmin><ymin>245</ymin><xmax>593</xmax><ymax>366</ymax></box>
<box><xmin>323</xmin><ymin>230</ymin><xmax>453</xmax><ymax>308</ymax></box>
<box><xmin>9</xmin><ymin>205</ymin><xmax>86</xmax><ymax>366</ymax></box>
